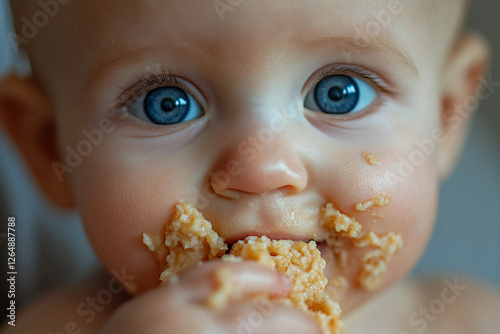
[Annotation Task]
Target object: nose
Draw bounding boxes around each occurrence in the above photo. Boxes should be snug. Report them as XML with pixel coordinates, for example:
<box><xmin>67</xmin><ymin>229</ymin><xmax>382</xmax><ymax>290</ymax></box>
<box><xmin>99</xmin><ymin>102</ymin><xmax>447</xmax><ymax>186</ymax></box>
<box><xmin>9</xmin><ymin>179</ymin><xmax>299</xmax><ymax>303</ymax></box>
<box><xmin>210</xmin><ymin>120</ymin><xmax>308</xmax><ymax>198</ymax></box>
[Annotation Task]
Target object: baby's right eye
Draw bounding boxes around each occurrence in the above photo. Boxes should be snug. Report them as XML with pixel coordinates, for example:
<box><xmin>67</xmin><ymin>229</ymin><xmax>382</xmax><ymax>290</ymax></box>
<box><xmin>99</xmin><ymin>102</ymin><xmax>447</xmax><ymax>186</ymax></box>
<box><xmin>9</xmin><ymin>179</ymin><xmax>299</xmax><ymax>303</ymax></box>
<box><xmin>128</xmin><ymin>86</ymin><xmax>203</xmax><ymax>125</ymax></box>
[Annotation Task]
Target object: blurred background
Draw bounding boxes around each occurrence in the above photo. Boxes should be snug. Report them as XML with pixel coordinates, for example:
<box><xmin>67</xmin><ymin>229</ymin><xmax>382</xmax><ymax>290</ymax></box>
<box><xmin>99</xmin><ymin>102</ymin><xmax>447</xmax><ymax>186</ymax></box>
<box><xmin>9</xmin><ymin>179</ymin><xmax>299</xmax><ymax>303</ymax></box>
<box><xmin>0</xmin><ymin>0</ymin><xmax>499</xmax><ymax>315</ymax></box>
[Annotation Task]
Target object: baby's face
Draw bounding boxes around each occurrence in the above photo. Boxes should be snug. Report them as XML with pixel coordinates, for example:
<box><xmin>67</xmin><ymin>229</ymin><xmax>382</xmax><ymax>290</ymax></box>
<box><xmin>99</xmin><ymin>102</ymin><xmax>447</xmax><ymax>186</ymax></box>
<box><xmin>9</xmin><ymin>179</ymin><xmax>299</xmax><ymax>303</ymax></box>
<box><xmin>33</xmin><ymin>0</ymin><xmax>455</xmax><ymax>312</ymax></box>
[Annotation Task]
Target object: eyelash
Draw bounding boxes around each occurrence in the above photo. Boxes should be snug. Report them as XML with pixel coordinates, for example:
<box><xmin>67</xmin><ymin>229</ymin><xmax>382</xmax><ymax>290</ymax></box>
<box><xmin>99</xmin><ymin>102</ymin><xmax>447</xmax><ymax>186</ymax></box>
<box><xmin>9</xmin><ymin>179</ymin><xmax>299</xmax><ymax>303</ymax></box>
<box><xmin>316</xmin><ymin>64</ymin><xmax>393</xmax><ymax>94</ymax></box>
<box><xmin>114</xmin><ymin>64</ymin><xmax>392</xmax><ymax>117</ymax></box>
<box><xmin>115</xmin><ymin>66</ymin><xmax>188</xmax><ymax>111</ymax></box>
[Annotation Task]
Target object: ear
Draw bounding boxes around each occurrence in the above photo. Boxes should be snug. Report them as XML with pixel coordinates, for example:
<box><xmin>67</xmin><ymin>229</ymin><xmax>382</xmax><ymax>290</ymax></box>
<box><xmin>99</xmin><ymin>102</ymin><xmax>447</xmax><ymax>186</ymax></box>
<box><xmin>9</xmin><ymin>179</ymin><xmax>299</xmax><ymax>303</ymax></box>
<box><xmin>0</xmin><ymin>75</ymin><xmax>75</xmax><ymax>208</ymax></box>
<box><xmin>438</xmin><ymin>32</ymin><xmax>491</xmax><ymax>181</ymax></box>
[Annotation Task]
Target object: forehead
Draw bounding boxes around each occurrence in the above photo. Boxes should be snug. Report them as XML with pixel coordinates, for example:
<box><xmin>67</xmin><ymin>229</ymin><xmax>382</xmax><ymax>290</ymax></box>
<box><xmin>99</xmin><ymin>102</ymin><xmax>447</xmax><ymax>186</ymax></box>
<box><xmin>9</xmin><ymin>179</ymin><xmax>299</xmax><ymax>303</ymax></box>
<box><xmin>71</xmin><ymin>0</ymin><xmax>432</xmax><ymax>53</ymax></box>
<box><xmin>62</xmin><ymin>1</ymin><xmax>433</xmax><ymax>85</ymax></box>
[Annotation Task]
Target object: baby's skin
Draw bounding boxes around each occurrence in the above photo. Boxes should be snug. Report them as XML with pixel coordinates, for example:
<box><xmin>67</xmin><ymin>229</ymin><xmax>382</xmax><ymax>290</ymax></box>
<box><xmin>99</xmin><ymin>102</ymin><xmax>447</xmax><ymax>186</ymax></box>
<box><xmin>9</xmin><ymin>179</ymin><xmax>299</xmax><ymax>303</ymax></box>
<box><xmin>0</xmin><ymin>0</ymin><xmax>498</xmax><ymax>333</ymax></box>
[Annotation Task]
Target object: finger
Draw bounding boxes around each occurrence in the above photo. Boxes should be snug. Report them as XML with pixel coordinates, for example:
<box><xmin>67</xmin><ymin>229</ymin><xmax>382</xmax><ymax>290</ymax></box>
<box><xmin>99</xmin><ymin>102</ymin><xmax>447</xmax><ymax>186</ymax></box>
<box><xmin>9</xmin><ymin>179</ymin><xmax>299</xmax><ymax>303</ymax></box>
<box><xmin>177</xmin><ymin>259</ymin><xmax>292</xmax><ymax>303</ymax></box>
<box><xmin>219</xmin><ymin>301</ymin><xmax>323</xmax><ymax>334</ymax></box>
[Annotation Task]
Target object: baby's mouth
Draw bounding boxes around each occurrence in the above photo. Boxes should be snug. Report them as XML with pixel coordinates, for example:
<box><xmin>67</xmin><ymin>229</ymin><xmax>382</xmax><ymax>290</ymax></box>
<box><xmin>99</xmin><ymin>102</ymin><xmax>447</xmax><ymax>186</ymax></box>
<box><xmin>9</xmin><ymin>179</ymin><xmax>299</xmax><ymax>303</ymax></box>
<box><xmin>315</xmin><ymin>241</ymin><xmax>329</xmax><ymax>256</ymax></box>
<box><xmin>225</xmin><ymin>243</ymin><xmax>234</xmax><ymax>254</ymax></box>
<box><xmin>225</xmin><ymin>238</ymin><xmax>328</xmax><ymax>257</ymax></box>
<box><xmin>144</xmin><ymin>201</ymin><xmax>403</xmax><ymax>293</ymax></box>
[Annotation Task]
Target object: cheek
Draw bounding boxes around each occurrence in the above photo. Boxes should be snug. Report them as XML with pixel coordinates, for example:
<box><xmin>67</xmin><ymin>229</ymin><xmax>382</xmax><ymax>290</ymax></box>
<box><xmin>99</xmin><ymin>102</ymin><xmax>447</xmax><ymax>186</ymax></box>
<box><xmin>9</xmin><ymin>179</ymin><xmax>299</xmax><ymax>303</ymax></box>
<box><xmin>316</xmin><ymin>139</ymin><xmax>439</xmax><ymax>311</ymax></box>
<box><xmin>68</xmin><ymin>141</ymin><xmax>202</xmax><ymax>294</ymax></box>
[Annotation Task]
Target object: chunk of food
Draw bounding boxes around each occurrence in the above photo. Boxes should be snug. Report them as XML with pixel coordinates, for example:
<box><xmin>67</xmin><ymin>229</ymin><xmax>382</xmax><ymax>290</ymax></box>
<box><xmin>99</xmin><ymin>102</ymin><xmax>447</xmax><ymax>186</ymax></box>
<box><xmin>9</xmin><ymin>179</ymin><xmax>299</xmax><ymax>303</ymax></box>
<box><xmin>142</xmin><ymin>201</ymin><xmax>227</xmax><ymax>283</ymax></box>
<box><xmin>222</xmin><ymin>236</ymin><xmax>342</xmax><ymax>334</ymax></box>
<box><xmin>144</xmin><ymin>202</ymin><xmax>342</xmax><ymax>334</ymax></box>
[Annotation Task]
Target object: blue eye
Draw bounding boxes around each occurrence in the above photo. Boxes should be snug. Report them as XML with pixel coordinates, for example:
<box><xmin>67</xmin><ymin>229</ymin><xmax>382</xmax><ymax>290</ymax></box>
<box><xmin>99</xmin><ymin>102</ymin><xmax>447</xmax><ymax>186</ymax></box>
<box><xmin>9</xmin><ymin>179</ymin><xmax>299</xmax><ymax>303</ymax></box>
<box><xmin>304</xmin><ymin>75</ymin><xmax>377</xmax><ymax>114</ymax></box>
<box><xmin>129</xmin><ymin>86</ymin><xmax>203</xmax><ymax>125</ymax></box>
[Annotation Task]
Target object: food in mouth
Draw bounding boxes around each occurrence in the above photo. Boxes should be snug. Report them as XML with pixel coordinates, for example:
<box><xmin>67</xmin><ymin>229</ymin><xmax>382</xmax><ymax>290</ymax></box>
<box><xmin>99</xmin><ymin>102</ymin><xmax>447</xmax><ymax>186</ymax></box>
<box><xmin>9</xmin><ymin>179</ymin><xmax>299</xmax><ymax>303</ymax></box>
<box><xmin>143</xmin><ymin>201</ymin><xmax>403</xmax><ymax>334</ymax></box>
<box><xmin>220</xmin><ymin>236</ymin><xmax>342</xmax><ymax>333</ymax></box>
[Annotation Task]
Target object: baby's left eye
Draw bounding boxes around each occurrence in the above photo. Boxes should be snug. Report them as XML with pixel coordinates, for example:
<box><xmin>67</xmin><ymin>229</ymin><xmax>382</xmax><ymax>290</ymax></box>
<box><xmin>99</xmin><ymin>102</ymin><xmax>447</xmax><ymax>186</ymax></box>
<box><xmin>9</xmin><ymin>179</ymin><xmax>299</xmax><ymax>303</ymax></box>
<box><xmin>304</xmin><ymin>75</ymin><xmax>377</xmax><ymax>114</ymax></box>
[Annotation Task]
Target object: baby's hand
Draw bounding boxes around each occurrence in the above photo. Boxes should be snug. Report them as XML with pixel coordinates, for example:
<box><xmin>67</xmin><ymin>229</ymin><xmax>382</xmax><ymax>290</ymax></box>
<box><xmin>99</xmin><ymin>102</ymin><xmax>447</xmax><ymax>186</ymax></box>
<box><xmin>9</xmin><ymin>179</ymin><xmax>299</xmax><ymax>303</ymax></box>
<box><xmin>100</xmin><ymin>260</ymin><xmax>321</xmax><ymax>334</ymax></box>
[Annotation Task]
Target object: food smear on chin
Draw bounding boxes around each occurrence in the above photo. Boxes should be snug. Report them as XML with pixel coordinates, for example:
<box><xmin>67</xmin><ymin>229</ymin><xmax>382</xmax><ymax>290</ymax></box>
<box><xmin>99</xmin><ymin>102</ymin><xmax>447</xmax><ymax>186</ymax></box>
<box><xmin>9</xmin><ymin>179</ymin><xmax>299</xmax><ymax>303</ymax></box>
<box><xmin>352</xmin><ymin>232</ymin><xmax>403</xmax><ymax>290</ymax></box>
<box><xmin>320</xmin><ymin>203</ymin><xmax>403</xmax><ymax>290</ymax></box>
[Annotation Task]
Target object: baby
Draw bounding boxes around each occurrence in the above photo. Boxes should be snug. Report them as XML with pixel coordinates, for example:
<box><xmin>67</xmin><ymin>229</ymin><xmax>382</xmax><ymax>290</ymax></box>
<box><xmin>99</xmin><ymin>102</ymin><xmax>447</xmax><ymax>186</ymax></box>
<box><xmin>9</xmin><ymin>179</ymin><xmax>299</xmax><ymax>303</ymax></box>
<box><xmin>1</xmin><ymin>0</ymin><xmax>499</xmax><ymax>333</ymax></box>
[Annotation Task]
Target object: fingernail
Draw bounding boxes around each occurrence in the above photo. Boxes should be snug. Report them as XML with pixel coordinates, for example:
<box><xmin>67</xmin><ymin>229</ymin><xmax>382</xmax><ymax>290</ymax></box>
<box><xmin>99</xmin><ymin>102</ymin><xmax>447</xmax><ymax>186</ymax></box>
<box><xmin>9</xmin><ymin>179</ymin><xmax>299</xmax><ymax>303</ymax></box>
<box><xmin>280</xmin><ymin>274</ymin><xmax>292</xmax><ymax>285</ymax></box>
<box><xmin>269</xmin><ymin>274</ymin><xmax>292</xmax><ymax>299</ymax></box>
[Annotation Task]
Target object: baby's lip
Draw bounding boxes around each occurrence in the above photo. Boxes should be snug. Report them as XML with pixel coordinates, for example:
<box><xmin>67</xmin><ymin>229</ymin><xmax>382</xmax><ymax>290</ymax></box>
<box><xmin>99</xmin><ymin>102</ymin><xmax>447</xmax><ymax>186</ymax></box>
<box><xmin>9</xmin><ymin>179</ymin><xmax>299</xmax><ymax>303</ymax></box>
<box><xmin>224</xmin><ymin>232</ymin><xmax>315</xmax><ymax>245</ymax></box>
<box><xmin>212</xmin><ymin>193</ymin><xmax>322</xmax><ymax>240</ymax></box>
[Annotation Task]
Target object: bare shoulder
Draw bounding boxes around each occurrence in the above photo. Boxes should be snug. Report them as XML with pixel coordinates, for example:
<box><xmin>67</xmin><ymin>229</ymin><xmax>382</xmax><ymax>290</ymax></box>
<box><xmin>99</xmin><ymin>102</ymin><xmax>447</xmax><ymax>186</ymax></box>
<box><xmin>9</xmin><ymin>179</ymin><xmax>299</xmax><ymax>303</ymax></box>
<box><xmin>411</xmin><ymin>277</ymin><xmax>500</xmax><ymax>334</ymax></box>
<box><xmin>344</xmin><ymin>277</ymin><xmax>500</xmax><ymax>334</ymax></box>
<box><xmin>1</xmin><ymin>271</ymin><xmax>129</xmax><ymax>334</ymax></box>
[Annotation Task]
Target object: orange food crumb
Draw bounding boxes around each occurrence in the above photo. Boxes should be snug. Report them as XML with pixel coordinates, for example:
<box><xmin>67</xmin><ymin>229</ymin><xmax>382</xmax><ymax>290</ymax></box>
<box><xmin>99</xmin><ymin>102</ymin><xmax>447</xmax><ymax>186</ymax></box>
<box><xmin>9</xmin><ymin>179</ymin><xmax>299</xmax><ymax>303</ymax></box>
<box><xmin>355</xmin><ymin>194</ymin><xmax>392</xmax><ymax>212</ymax></box>
<box><xmin>362</xmin><ymin>152</ymin><xmax>380</xmax><ymax>165</ymax></box>
<box><xmin>321</xmin><ymin>203</ymin><xmax>362</xmax><ymax>239</ymax></box>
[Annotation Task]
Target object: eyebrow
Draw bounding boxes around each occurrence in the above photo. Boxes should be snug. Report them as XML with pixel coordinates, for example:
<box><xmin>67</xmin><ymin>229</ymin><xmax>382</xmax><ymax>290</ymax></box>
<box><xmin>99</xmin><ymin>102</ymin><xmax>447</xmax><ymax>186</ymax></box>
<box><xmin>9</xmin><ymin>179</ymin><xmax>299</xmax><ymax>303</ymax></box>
<box><xmin>83</xmin><ymin>43</ymin><xmax>168</xmax><ymax>92</ymax></box>
<box><xmin>295</xmin><ymin>33</ymin><xmax>419</xmax><ymax>76</ymax></box>
<box><xmin>85</xmin><ymin>29</ymin><xmax>418</xmax><ymax>91</ymax></box>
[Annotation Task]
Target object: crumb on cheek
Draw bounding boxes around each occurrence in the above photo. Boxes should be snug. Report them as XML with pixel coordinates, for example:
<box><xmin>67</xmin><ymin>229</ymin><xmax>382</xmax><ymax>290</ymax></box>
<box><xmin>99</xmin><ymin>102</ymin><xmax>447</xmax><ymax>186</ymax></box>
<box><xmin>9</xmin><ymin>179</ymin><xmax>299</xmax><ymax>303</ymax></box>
<box><xmin>362</xmin><ymin>152</ymin><xmax>380</xmax><ymax>166</ymax></box>
<box><xmin>354</xmin><ymin>194</ymin><xmax>392</xmax><ymax>218</ymax></box>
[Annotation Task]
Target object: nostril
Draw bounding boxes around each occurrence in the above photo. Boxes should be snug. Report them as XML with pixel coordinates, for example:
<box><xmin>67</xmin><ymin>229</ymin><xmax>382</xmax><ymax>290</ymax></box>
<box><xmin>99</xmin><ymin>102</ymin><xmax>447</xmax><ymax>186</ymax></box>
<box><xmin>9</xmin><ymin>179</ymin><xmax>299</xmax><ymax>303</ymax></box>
<box><xmin>276</xmin><ymin>184</ymin><xmax>303</xmax><ymax>195</ymax></box>
<box><xmin>213</xmin><ymin>188</ymin><xmax>246</xmax><ymax>200</ymax></box>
